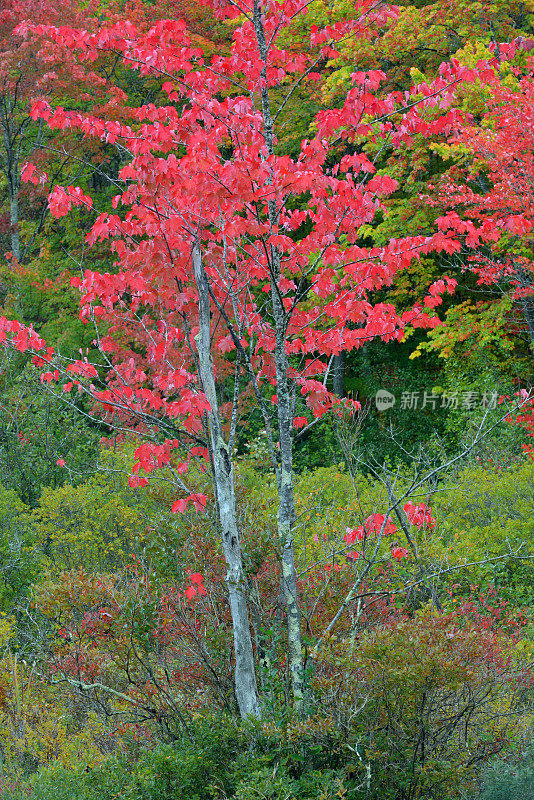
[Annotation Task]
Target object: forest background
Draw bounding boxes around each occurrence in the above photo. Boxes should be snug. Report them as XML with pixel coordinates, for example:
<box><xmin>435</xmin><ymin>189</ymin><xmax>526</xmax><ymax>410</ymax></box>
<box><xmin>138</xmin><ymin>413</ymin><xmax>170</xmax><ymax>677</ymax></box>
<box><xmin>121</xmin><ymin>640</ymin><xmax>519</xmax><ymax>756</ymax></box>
<box><xmin>1</xmin><ymin>0</ymin><xmax>534</xmax><ymax>797</ymax></box>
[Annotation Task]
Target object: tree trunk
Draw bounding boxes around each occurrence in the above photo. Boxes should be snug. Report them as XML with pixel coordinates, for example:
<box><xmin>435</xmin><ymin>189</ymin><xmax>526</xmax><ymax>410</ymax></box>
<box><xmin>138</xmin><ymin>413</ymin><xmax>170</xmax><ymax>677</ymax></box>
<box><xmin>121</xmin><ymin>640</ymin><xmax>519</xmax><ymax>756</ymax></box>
<box><xmin>9</xmin><ymin>191</ymin><xmax>20</xmax><ymax>262</ymax></box>
<box><xmin>273</xmin><ymin>334</ymin><xmax>305</xmax><ymax>710</ymax></box>
<box><xmin>332</xmin><ymin>352</ymin><xmax>346</xmax><ymax>398</ymax></box>
<box><xmin>521</xmin><ymin>297</ymin><xmax>534</xmax><ymax>352</ymax></box>
<box><xmin>252</xmin><ymin>0</ymin><xmax>305</xmax><ymax>711</ymax></box>
<box><xmin>192</xmin><ymin>242</ymin><xmax>261</xmax><ymax>719</ymax></box>
<box><xmin>0</xmin><ymin>99</ymin><xmax>22</xmax><ymax>262</ymax></box>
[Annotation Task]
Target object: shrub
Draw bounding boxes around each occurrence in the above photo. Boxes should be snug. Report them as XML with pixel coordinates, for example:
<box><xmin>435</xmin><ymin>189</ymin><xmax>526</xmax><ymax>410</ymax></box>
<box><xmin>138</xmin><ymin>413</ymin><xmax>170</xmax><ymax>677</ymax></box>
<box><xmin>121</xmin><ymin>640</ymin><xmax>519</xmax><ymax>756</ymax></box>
<box><xmin>479</xmin><ymin>743</ymin><xmax>534</xmax><ymax>800</ymax></box>
<box><xmin>7</xmin><ymin>718</ymin><xmax>252</xmax><ymax>800</ymax></box>
<box><xmin>313</xmin><ymin>607</ymin><xmax>532</xmax><ymax>800</ymax></box>
<box><xmin>433</xmin><ymin>459</ymin><xmax>534</xmax><ymax>604</ymax></box>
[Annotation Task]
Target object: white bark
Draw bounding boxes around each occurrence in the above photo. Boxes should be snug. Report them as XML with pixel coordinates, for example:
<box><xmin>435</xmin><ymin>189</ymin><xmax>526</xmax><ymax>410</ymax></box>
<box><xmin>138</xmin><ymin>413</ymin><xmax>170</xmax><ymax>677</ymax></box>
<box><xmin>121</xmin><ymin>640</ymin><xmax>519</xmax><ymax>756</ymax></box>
<box><xmin>332</xmin><ymin>352</ymin><xmax>346</xmax><ymax>398</ymax></box>
<box><xmin>272</xmin><ymin>297</ymin><xmax>305</xmax><ymax>709</ymax></box>
<box><xmin>192</xmin><ymin>241</ymin><xmax>261</xmax><ymax>719</ymax></box>
<box><xmin>252</xmin><ymin>0</ymin><xmax>305</xmax><ymax>710</ymax></box>
<box><xmin>9</xmin><ymin>191</ymin><xmax>20</xmax><ymax>262</ymax></box>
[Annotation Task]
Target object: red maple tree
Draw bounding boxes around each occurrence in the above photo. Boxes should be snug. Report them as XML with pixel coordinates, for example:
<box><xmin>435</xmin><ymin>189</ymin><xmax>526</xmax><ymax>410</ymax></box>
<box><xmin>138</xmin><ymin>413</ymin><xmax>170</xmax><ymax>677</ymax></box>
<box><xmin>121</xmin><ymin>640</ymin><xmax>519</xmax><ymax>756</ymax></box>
<box><xmin>1</xmin><ymin>0</ymin><xmax>499</xmax><ymax>716</ymax></box>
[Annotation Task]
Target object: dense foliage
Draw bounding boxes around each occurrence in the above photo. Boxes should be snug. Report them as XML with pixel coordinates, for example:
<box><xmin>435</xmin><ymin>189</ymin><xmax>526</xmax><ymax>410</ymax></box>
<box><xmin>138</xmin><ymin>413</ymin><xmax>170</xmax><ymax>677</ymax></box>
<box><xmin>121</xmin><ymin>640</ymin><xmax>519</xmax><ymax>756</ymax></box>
<box><xmin>0</xmin><ymin>0</ymin><xmax>533</xmax><ymax>797</ymax></box>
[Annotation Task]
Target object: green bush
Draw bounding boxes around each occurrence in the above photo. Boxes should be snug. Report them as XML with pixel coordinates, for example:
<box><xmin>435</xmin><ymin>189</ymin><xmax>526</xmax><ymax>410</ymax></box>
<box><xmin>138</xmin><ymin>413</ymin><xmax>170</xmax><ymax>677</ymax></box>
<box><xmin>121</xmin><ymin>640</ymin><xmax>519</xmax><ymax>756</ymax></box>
<box><xmin>0</xmin><ymin>712</ymin><xmax>364</xmax><ymax>800</ymax></box>
<box><xmin>10</xmin><ymin>717</ymin><xmax>249</xmax><ymax>800</ymax></box>
<box><xmin>433</xmin><ymin>459</ymin><xmax>534</xmax><ymax>604</ymax></box>
<box><xmin>14</xmin><ymin>748</ymin><xmax>207</xmax><ymax>800</ymax></box>
<box><xmin>0</xmin><ymin>358</ymin><xmax>100</xmax><ymax>507</ymax></box>
<box><xmin>0</xmin><ymin>485</ymin><xmax>40</xmax><ymax>610</ymax></box>
<box><xmin>479</xmin><ymin>744</ymin><xmax>534</xmax><ymax>800</ymax></box>
<box><xmin>312</xmin><ymin>607</ymin><xmax>531</xmax><ymax>800</ymax></box>
<box><xmin>0</xmin><ymin>710</ymin><xmax>531</xmax><ymax>800</ymax></box>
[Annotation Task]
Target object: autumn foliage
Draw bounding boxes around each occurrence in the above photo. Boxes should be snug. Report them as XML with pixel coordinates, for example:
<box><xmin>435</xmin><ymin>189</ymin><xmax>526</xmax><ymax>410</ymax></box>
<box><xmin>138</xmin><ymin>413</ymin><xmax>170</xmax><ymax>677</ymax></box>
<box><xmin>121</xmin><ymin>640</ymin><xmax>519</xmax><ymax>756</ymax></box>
<box><xmin>0</xmin><ymin>0</ymin><xmax>533</xmax><ymax>796</ymax></box>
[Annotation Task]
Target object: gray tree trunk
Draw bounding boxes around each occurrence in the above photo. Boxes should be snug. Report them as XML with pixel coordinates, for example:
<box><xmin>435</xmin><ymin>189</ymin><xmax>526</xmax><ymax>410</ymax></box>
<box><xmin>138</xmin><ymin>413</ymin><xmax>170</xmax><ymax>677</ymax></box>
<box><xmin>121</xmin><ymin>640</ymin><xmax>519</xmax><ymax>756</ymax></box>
<box><xmin>272</xmin><ymin>295</ymin><xmax>305</xmax><ymax>709</ymax></box>
<box><xmin>9</xmin><ymin>192</ymin><xmax>20</xmax><ymax>262</ymax></box>
<box><xmin>252</xmin><ymin>0</ymin><xmax>305</xmax><ymax>711</ymax></box>
<box><xmin>192</xmin><ymin>242</ymin><xmax>261</xmax><ymax>719</ymax></box>
<box><xmin>332</xmin><ymin>352</ymin><xmax>346</xmax><ymax>398</ymax></box>
<box><xmin>0</xmin><ymin>99</ymin><xmax>22</xmax><ymax>262</ymax></box>
<box><xmin>513</xmin><ymin>265</ymin><xmax>534</xmax><ymax>354</ymax></box>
